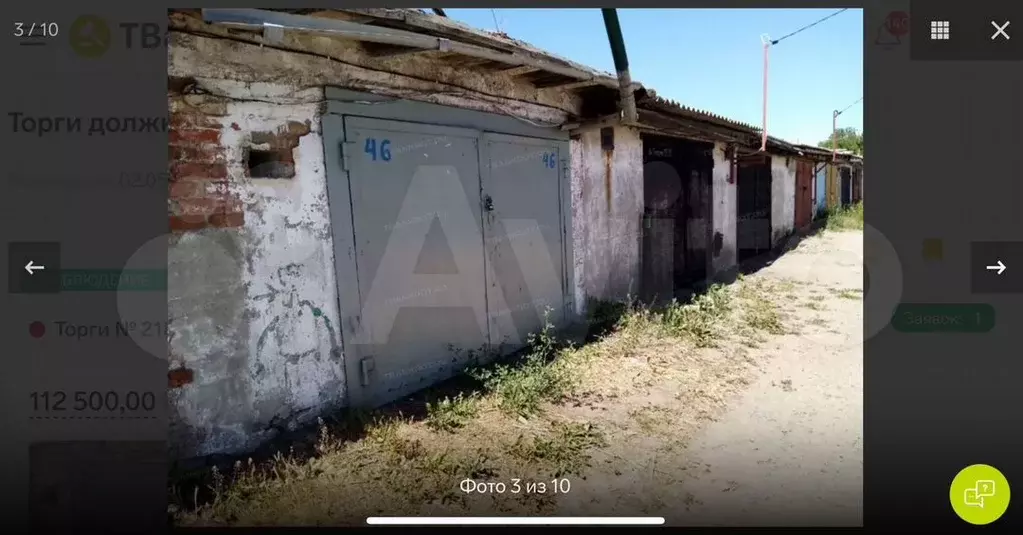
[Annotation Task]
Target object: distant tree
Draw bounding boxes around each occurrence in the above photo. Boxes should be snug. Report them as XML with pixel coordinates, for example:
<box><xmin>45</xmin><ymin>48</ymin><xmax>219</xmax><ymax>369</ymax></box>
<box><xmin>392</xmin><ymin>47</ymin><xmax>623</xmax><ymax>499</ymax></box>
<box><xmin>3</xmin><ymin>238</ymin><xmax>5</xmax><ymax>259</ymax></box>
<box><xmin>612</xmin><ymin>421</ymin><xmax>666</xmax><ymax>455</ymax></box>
<box><xmin>818</xmin><ymin>127</ymin><xmax>863</xmax><ymax>156</ymax></box>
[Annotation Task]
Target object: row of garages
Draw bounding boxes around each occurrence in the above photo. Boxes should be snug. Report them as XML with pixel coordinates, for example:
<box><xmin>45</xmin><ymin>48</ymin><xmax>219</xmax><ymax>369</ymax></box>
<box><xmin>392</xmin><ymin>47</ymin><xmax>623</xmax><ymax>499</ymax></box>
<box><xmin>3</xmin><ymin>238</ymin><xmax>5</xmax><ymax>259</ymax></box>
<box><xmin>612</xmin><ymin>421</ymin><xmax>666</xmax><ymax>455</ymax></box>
<box><xmin>635</xmin><ymin>109</ymin><xmax>863</xmax><ymax>300</ymax></box>
<box><xmin>166</xmin><ymin>8</ymin><xmax>864</xmax><ymax>459</ymax></box>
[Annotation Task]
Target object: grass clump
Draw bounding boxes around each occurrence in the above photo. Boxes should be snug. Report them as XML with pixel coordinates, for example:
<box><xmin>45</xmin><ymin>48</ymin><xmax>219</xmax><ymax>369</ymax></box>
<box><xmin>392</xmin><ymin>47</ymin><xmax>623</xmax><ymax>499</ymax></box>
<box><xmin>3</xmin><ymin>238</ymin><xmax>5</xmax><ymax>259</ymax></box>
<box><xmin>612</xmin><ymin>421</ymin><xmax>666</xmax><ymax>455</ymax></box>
<box><xmin>733</xmin><ymin>278</ymin><xmax>786</xmax><ymax>335</ymax></box>
<box><xmin>823</xmin><ymin>202</ymin><xmax>863</xmax><ymax>231</ymax></box>
<box><xmin>744</xmin><ymin>297</ymin><xmax>785</xmax><ymax>334</ymax></box>
<box><xmin>507</xmin><ymin>422</ymin><xmax>606</xmax><ymax>477</ymax></box>
<box><xmin>835</xmin><ymin>288</ymin><xmax>862</xmax><ymax>300</ymax></box>
<box><xmin>469</xmin><ymin>318</ymin><xmax>575</xmax><ymax>419</ymax></box>
<box><xmin>660</xmin><ymin>284</ymin><xmax>732</xmax><ymax>347</ymax></box>
<box><xmin>425</xmin><ymin>393</ymin><xmax>480</xmax><ymax>432</ymax></box>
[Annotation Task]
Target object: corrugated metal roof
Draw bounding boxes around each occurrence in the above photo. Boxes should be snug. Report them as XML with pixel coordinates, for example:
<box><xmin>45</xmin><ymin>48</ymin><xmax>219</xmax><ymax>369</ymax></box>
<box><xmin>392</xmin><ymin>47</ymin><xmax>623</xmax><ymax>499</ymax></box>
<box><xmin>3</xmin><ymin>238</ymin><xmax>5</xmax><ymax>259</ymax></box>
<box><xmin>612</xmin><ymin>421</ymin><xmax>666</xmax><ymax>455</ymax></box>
<box><xmin>640</xmin><ymin>91</ymin><xmax>760</xmax><ymax>132</ymax></box>
<box><xmin>636</xmin><ymin>91</ymin><xmax>809</xmax><ymax>154</ymax></box>
<box><xmin>792</xmin><ymin>144</ymin><xmax>863</xmax><ymax>161</ymax></box>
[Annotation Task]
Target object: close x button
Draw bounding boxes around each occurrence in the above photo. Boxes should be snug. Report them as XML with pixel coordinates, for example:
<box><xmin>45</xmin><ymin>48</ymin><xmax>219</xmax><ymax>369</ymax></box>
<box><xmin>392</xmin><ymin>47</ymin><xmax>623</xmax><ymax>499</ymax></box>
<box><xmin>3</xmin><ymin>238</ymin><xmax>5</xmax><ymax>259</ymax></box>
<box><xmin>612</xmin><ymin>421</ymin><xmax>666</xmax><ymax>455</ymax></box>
<box><xmin>7</xmin><ymin>242</ymin><xmax>61</xmax><ymax>294</ymax></box>
<box><xmin>991</xmin><ymin>20</ymin><xmax>1011</xmax><ymax>41</ymax></box>
<box><xmin>971</xmin><ymin>241</ymin><xmax>1023</xmax><ymax>293</ymax></box>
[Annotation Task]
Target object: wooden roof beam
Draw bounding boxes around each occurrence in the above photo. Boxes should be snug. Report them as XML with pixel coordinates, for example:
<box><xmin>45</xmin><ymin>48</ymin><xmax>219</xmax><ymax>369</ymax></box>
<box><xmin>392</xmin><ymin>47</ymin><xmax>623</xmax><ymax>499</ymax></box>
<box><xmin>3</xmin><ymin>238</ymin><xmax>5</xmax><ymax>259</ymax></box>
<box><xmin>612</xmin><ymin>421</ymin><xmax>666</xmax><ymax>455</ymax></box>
<box><xmin>501</xmin><ymin>65</ymin><xmax>542</xmax><ymax>77</ymax></box>
<box><xmin>534</xmin><ymin>79</ymin><xmax>602</xmax><ymax>90</ymax></box>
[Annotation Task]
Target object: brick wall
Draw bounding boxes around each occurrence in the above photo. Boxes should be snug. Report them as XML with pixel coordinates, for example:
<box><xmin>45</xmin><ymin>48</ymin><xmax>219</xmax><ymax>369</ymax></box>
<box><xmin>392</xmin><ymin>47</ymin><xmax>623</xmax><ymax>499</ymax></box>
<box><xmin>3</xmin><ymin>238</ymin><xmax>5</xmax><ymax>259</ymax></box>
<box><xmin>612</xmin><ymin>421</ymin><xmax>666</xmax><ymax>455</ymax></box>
<box><xmin>168</xmin><ymin>86</ymin><xmax>244</xmax><ymax>232</ymax></box>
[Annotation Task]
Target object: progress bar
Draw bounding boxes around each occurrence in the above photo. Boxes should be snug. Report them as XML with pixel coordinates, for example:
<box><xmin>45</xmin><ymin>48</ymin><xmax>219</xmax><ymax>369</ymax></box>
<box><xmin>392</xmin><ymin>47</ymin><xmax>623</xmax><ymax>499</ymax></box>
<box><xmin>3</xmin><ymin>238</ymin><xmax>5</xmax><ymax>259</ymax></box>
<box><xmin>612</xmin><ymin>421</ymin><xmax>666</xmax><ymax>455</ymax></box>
<box><xmin>367</xmin><ymin>516</ymin><xmax>666</xmax><ymax>525</ymax></box>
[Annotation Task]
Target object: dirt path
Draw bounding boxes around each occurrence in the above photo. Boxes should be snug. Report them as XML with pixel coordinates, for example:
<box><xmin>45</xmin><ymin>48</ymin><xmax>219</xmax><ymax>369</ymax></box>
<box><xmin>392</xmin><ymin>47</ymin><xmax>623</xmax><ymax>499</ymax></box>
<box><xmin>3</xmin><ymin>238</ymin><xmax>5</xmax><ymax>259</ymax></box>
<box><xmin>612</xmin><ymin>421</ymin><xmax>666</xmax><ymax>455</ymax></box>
<box><xmin>554</xmin><ymin>230</ymin><xmax>864</xmax><ymax>526</ymax></box>
<box><xmin>673</xmin><ymin>231</ymin><xmax>863</xmax><ymax>526</ymax></box>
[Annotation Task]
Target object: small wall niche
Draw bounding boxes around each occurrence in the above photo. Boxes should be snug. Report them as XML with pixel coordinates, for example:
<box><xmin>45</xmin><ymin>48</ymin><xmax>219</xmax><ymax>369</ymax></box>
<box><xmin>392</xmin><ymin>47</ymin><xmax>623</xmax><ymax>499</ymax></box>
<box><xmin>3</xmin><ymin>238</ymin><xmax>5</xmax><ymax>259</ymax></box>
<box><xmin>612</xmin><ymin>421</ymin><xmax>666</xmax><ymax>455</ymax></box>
<box><xmin>245</xmin><ymin>149</ymin><xmax>295</xmax><ymax>179</ymax></box>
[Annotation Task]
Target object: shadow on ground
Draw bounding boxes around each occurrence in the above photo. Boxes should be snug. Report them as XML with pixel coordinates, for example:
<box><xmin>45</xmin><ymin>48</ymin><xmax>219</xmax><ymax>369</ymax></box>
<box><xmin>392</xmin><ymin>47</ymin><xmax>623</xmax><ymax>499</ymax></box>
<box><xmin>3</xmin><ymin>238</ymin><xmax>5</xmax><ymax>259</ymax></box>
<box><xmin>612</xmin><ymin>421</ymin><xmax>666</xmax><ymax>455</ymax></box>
<box><xmin>712</xmin><ymin>220</ymin><xmax>828</xmax><ymax>289</ymax></box>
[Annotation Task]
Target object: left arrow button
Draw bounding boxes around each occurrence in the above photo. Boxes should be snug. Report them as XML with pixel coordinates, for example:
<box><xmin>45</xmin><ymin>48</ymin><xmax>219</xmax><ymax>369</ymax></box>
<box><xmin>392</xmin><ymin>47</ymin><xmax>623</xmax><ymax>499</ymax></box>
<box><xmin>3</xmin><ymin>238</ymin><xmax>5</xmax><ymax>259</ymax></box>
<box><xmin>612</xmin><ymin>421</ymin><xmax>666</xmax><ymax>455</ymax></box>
<box><xmin>24</xmin><ymin>260</ymin><xmax>45</xmax><ymax>275</ymax></box>
<box><xmin>8</xmin><ymin>242</ymin><xmax>61</xmax><ymax>293</ymax></box>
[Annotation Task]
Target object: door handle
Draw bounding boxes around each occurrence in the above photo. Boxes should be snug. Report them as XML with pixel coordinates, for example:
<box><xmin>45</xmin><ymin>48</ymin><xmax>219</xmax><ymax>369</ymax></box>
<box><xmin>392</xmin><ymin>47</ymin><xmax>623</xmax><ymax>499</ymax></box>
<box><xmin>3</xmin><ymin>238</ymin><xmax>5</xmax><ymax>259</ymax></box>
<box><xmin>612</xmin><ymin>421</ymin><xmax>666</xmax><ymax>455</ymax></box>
<box><xmin>483</xmin><ymin>194</ymin><xmax>494</xmax><ymax>212</ymax></box>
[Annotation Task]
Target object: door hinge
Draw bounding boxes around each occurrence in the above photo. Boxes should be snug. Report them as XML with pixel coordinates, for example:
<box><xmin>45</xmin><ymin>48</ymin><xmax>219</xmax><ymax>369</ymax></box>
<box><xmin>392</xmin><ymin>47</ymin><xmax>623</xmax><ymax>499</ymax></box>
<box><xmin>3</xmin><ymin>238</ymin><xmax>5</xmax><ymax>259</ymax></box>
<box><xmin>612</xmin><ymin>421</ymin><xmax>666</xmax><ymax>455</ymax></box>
<box><xmin>359</xmin><ymin>356</ymin><xmax>375</xmax><ymax>386</ymax></box>
<box><xmin>340</xmin><ymin>141</ymin><xmax>356</xmax><ymax>171</ymax></box>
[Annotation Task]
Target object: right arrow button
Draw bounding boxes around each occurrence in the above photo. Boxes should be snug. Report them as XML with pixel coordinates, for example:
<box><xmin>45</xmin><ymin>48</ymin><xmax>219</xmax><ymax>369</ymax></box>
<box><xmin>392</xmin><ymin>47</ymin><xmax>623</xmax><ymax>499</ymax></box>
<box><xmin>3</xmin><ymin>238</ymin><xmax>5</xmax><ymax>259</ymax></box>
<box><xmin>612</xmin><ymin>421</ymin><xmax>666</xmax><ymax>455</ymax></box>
<box><xmin>985</xmin><ymin>260</ymin><xmax>1007</xmax><ymax>275</ymax></box>
<box><xmin>973</xmin><ymin>242</ymin><xmax>1023</xmax><ymax>293</ymax></box>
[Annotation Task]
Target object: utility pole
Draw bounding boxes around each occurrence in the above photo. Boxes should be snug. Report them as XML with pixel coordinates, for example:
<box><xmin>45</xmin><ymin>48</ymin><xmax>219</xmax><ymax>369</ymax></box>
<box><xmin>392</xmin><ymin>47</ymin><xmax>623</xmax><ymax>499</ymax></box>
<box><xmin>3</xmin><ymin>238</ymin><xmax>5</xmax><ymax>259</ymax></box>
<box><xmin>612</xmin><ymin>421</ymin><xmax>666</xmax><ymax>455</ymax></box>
<box><xmin>832</xmin><ymin>109</ymin><xmax>839</xmax><ymax>161</ymax></box>
<box><xmin>832</xmin><ymin>97</ymin><xmax>862</xmax><ymax>161</ymax></box>
<box><xmin>760</xmin><ymin>35</ymin><xmax>771</xmax><ymax>151</ymax></box>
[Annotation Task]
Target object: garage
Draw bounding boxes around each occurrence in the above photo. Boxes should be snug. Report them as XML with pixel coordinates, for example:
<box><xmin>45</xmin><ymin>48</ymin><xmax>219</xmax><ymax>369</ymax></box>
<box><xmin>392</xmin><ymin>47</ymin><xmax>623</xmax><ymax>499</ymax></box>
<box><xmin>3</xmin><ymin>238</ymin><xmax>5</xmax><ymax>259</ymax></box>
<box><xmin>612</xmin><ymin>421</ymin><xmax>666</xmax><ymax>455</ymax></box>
<box><xmin>640</xmin><ymin>134</ymin><xmax>714</xmax><ymax>301</ymax></box>
<box><xmin>794</xmin><ymin>159</ymin><xmax>814</xmax><ymax>231</ymax></box>
<box><xmin>736</xmin><ymin>154</ymin><xmax>773</xmax><ymax>262</ymax></box>
<box><xmin>852</xmin><ymin>165</ymin><xmax>862</xmax><ymax>203</ymax></box>
<box><xmin>840</xmin><ymin>166</ymin><xmax>853</xmax><ymax>207</ymax></box>
<box><xmin>323</xmin><ymin>89</ymin><xmax>574</xmax><ymax>408</ymax></box>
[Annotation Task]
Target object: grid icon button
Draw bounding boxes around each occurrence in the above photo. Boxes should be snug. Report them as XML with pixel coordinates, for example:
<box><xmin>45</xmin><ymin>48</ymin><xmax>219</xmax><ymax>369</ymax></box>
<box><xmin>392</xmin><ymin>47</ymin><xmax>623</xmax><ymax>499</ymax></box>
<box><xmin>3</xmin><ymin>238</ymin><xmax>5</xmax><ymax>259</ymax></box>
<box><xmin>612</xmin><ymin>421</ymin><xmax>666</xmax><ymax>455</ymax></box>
<box><xmin>930</xmin><ymin>20</ymin><xmax>950</xmax><ymax>40</ymax></box>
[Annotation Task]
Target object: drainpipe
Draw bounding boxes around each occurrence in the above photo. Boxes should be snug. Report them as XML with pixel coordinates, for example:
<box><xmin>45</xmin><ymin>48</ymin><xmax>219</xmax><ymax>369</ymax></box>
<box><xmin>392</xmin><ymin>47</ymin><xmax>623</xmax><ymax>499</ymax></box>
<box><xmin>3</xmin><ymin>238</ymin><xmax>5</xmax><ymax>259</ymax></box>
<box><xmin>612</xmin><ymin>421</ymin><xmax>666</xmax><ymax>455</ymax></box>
<box><xmin>759</xmin><ymin>34</ymin><xmax>771</xmax><ymax>152</ymax></box>
<box><xmin>602</xmin><ymin>9</ymin><xmax>638</xmax><ymax>124</ymax></box>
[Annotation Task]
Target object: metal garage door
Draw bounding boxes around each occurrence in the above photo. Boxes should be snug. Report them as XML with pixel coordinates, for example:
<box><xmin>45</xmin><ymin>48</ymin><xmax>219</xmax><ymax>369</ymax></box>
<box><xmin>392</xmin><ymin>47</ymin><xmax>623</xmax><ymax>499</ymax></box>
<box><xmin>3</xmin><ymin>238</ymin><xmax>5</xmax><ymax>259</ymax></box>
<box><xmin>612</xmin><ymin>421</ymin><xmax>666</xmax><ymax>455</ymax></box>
<box><xmin>481</xmin><ymin>133</ymin><xmax>567</xmax><ymax>354</ymax></box>
<box><xmin>840</xmin><ymin>166</ymin><xmax>852</xmax><ymax>206</ymax></box>
<box><xmin>794</xmin><ymin>160</ymin><xmax>813</xmax><ymax>230</ymax></box>
<box><xmin>815</xmin><ymin>164</ymin><xmax>827</xmax><ymax>215</ymax></box>
<box><xmin>736</xmin><ymin>156</ymin><xmax>773</xmax><ymax>262</ymax></box>
<box><xmin>323</xmin><ymin>90</ymin><xmax>573</xmax><ymax>408</ymax></box>
<box><xmin>340</xmin><ymin>117</ymin><xmax>490</xmax><ymax>406</ymax></box>
<box><xmin>826</xmin><ymin>165</ymin><xmax>840</xmax><ymax>209</ymax></box>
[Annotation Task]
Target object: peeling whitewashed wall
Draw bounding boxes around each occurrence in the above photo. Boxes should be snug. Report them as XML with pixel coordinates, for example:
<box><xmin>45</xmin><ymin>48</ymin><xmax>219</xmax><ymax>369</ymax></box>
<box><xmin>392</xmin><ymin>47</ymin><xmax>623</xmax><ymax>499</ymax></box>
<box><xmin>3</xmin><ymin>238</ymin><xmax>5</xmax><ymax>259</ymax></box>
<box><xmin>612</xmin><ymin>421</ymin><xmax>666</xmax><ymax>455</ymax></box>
<box><xmin>711</xmin><ymin>143</ymin><xmax>737</xmax><ymax>275</ymax></box>
<box><xmin>167</xmin><ymin>81</ymin><xmax>345</xmax><ymax>459</ymax></box>
<box><xmin>771</xmin><ymin>155</ymin><xmax>797</xmax><ymax>245</ymax></box>
<box><xmin>570</xmin><ymin>126</ymin><xmax>644</xmax><ymax>315</ymax></box>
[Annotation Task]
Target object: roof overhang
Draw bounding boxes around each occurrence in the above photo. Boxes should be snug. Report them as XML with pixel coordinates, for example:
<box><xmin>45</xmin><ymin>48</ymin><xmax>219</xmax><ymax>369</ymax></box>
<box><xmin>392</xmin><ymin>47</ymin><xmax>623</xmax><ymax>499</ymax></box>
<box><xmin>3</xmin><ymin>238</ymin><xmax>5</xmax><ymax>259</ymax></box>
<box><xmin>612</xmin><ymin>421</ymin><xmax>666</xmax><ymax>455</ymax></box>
<box><xmin>194</xmin><ymin>8</ymin><xmax>634</xmax><ymax>97</ymax></box>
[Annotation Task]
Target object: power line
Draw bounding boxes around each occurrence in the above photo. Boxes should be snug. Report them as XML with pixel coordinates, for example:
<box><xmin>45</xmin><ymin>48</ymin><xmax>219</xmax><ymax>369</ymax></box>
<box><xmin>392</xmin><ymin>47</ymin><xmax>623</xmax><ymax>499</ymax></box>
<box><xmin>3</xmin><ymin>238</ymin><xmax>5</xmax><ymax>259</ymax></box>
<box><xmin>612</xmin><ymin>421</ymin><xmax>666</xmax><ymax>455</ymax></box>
<box><xmin>759</xmin><ymin>8</ymin><xmax>851</xmax><ymax>150</ymax></box>
<box><xmin>836</xmin><ymin>96</ymin><xmax>862</xmax><ymax>116</ymax></box>
<box><xmin>770</xmin><ymin>8</ymin><xmax>850</xmax><ymax>45</ymax></box>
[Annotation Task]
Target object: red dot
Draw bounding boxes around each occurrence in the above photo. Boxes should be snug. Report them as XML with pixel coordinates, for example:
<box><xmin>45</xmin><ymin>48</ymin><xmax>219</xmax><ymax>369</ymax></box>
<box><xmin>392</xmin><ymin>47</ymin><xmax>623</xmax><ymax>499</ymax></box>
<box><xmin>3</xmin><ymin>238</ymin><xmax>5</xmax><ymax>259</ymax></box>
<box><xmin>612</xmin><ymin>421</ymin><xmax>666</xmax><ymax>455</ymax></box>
<box><xmin>885</xmin><ymin>11</ymin><xmax>910</xmax><ymax>37</ymax></box>
<box><xmin>29</xmin><ymin>321</ymin><xmax>46</xmax><ymax>338</ymax></box>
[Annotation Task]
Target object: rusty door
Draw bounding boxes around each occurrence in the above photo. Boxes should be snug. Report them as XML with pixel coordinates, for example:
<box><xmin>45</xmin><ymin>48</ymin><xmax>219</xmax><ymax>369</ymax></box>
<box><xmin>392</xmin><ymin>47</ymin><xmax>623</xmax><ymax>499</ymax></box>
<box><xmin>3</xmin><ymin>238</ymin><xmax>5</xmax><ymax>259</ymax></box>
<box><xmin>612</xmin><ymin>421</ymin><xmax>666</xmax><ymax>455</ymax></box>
<box><xmin>736</xmin><ymin>155</ymin><xmax>773</xmax><ymax>262</ymax></box>
<box><xmin>641</xmin><ymin>138</ymin><xmax>681</xmax><ymax>303</ymax></box>
<box><xmin>794</xmin><ymin>160</ymin><xmax>813</xmax><ymax>230</ymax></box>
<box><xmin>840</xmin><ymin>166</ymin><xmax>852</xmax><ymax>206</ymax></box>
<box><xmin>826</xmin><ymin>165</ymin><xmax>840</xmax><ymax>209</ymax></box>
<box><xmin>852</xmin><ymin>167</ymin><xmax>862</xmax><ymax>202</ymax></box>
<box><xmin>641</xmin><ymin>135</ymin><xmax>715</xmax><ymax>301</ymax></box>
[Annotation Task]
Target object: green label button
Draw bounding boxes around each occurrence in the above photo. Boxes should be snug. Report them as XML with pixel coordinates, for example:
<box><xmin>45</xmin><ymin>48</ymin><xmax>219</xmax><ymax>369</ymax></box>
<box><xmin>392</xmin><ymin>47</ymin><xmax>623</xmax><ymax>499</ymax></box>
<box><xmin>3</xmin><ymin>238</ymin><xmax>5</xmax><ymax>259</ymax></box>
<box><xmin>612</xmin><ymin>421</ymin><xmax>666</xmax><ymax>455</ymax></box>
<box><xmin>892</xmin><ymin>304</ymin><xmax>995</xmax><ymax>333</ymax></box>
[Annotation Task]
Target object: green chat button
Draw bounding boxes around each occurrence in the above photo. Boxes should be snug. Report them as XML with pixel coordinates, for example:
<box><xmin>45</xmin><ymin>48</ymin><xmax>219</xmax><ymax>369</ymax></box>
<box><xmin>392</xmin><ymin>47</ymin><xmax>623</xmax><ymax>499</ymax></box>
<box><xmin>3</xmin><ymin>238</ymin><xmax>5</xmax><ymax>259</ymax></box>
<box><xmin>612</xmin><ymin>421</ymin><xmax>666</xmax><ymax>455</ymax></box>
<box><xmin>891</xmin><ymin>304</ymin><xmax>995</xmax><ymax>333</ymax></box>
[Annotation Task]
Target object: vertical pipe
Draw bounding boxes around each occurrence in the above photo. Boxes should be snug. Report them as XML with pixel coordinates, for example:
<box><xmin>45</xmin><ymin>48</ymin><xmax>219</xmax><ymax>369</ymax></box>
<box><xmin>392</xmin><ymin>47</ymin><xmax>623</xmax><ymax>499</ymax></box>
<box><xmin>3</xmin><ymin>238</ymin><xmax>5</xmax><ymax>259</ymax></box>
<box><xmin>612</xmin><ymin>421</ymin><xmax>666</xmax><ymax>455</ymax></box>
<box><xmin>760</xmin><ymin>38</ymin><xmax>770</xmax><ymax>151</ymax></box>
<box><xmin>602</xmin><ymin>9</ymin><xmax>638</xmax><ymax>124</ymax></box>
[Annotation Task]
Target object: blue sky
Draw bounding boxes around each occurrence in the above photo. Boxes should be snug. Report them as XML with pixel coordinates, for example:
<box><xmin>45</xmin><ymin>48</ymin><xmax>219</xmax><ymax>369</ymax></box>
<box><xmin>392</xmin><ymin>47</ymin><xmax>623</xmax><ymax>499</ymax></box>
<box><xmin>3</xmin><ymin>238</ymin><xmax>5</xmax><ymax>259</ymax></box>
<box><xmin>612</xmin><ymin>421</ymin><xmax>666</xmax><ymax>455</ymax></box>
<box><xmin>445</xmin><ymin>8</ymin><xmax>863</xmax><ymax>145</ymax></box>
